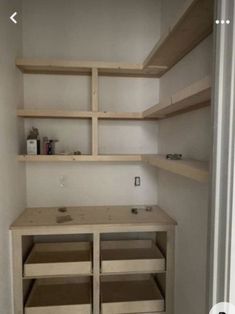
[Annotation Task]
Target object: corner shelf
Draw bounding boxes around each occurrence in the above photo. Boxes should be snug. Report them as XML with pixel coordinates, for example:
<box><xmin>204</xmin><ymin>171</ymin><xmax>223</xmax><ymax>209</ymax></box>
<box><xmin>16</xmin><ymin>58</ymin><xmax>166</xmax><ymax>78</ymax></box>
<box><xmin>144</xmin><ymin>0</ymin><xmax>214</xmax><ymax>75</ymax></box>
<box><xmin>142</xmin><ymin>155</ymin><xmax>209</xmax><ymax>183</ymax></box>
<box><xmin>17</xmin><ymin>76</ymin><xmax>211</xmax><ymax>121</ymax></box>
<box><xmin>143</xmin><ymin>76</ymin><xmax>211</xmax><ymax>119</ymax></box>
<box><xmin>18</xmin><ymin>154</ymin><xmax>209</xmax><ymax>183</ymax></box>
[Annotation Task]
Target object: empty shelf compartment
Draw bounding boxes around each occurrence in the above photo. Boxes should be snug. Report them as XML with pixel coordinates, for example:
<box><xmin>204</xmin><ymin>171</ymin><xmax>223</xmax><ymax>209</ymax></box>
<box><xmin>24</xmin><ymin>242</ymin><xmax>92</xmax><ymax>277</ymax></box>
<box><xmin>101</xmin><ymin>277</ymin><xmax>164</xmax><ymax>314</ymax></box>
<box><xmin>25</xmin><ymin>279</ymin><xmax>91</xmax><ymax>314</ymax></box>
<box><xmin>101</xmin><ymin>240</ymin><xmax>165</xmax><ymax>274</ymax></box>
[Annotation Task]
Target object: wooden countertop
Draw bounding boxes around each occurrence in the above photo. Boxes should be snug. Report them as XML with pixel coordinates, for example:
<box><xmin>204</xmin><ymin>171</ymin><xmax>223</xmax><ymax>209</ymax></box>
<box><xmin>10</xmin><ymin>205</ymin><xmax>176</xmax><ymax>234</ymax></box>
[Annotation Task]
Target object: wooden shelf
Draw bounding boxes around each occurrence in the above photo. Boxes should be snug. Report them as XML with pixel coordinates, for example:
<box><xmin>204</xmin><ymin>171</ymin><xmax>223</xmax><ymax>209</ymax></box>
<box><xmin>17</xmin><ymin>109</ymin><xmax>93</xmax><ymax>119</ymax></box>
<box><xmin>16</xmin><ymin>1</ymin><xmax>214</xmax><ymax>79</ymax></box>
<box><xmin>142</xmin><ymin>154</ymin><xmax>209</xmax><ymax>183</ymax></box>
<box><xmin>24</xmin><ymin>242</ymin><xmax>92</xmax><ymax>278</ymax></box>
<box><xmin>18</xmin><ymin>155</ymin><xmax>142</xmax><ymax>162</ymax></box>
<box><xmin>143</xmin><ymin>76</ymin><xmax>211</xmax><ymax>119</ymax></box>
<box><xmin>17</xmin><ymin>109</ymin><xmax>144</xmax><ymax>120</ymax></box>
<box><xmin>101</xmin><ymin>277</ymin><xmax>165</xmax><ymax>314</ymax></box>
<box><xmin>18</xmin><ymin>154</ymin><xmax>209</xmax><ymax>182</ymax></box>
<box><xmin>101</xmin><ymin>240</ymin><xmax>165</xmax><ymax>274</ymax></box>
<box><xmin>16</xmin><ymin>58</ymin><xmax>166</xmax><ymax>78</ymax></box>
<box><xmin>25</xmin><ymin>279</ymin><xmax>91</xmax><ymax>314</ymax></box>
<box><xmin>144</xmin><ymin>0</ymin><xmax>214</xmax><ymax>75</ymax></box>
<box><xmin>18</xmin><ymin>76</ymin><xmax>211</xmax><ymax>121</ymax></box>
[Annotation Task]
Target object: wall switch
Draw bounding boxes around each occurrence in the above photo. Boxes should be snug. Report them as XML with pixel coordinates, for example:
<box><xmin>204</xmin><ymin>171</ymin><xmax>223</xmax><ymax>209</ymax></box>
<box><xmin>134</xmin><ymin>176</ymin><xmax>141</xmax><ymax>186</ymax></box>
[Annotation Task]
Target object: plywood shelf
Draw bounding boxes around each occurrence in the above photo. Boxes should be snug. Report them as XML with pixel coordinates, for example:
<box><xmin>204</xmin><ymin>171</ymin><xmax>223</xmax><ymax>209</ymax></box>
<box><xmin>142</xmin><ymin>154</ymin><xmax>209</xmax><ymax>183</ymax></box>
<box><xmin>18</xmin><ymin>155</ymin><xmax>142</xmax><ymax>162</ymax></box>
<box><xmin>18</xmin><ymin>154</ymin><xmax>209</xmax><ymax>182</ymax></box>
<box><xmin>25</xmin><ymin>280</ymin><xmax>91</xmax><ymax>314</ymax></box>
<box><xmin>144</xmin><ymin>0</ymin><xmax>214</xmax><ymax>75</ymax></box>
<box><xmin>24</xmin><ymin>242</ymin><xmax>92</xmax><ymax>278</ymax></box>
<box><xmin>18</xmin><ymin>76</ymin><xmax>211</xmax><ymax>121</ymax></box>
<box><xmin>101</xmin><ymin>277</ymin><xmax>165</xmax><ymax>314</ymax></box>
<box><xmin>101</xmin><ymin>240</ymin><xmax>165</xmax><ymax>274</ymax></box>
<box><xmin>16</xmin><ymin>58</ymin><xmax>166</xmax><ymax>78</ymax></box>
<box><xmin>143</xmin><ymin>76</ymin><xmax>211</xmax><ymax>119</ymax></box>
<box><xmin>17</xmin><ymin>109</ymin><xmax>145</xmax><ymax>120</ymax></box>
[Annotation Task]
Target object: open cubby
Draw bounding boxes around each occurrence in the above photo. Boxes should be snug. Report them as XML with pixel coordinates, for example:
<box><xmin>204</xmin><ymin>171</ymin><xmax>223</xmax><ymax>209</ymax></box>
<box><xmin>25</xmin><ymin>278</ymin><xmax>92</xmax><ymax>314</ymax></box>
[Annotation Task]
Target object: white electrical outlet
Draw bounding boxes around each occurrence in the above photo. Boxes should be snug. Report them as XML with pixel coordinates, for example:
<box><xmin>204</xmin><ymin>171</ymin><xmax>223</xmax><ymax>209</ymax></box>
<box><xmin>134</xmin><ymin>176</ymin><xmax>141</xmax><ymax>186</ymax></box>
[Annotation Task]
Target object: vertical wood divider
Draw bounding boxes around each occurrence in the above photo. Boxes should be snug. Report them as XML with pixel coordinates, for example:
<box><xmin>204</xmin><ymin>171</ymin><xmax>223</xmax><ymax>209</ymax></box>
<box><xmin>12</xmin><ymin>231</ymin><xmax>23</xmax><ymax>314</ymax></box>
<box><xmin>92</xmin><ymin>68</ymin><xmax>99</xmax><ymax>155</ymax></box>
<box><xmin>93</xmin><ymin>232</ymin><xmax>100</xmax><ymax>314</ymax></box>
<box><xmin>165</xmin><ymin>229</ymin><xmax>175</xmax><ymax>314</ymax></box>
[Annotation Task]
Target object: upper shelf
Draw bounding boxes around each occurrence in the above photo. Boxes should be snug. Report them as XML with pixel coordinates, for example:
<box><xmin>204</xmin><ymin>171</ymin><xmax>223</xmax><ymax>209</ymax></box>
<box><xmin>15</xmin><ymin>58</ymin><xmax>166</xmax><ymax>78</ymax></box>
<box><xmin>16</xmin><ymin>1</ymin><xmax>214</xmax><ymax>79</ymax></box>
<box><xmin>143</xmin><ymin>76</ymin><xmax>211</xmax><ymax>119</ymax></box>
<box><xmin>144</xmin><ymin>0</ymin><xmax>214</xmax><ymax>75</ymax></box>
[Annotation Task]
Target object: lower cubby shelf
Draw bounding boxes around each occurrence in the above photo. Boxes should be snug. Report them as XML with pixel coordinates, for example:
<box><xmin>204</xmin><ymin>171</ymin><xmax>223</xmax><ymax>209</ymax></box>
<box><xmin>101</xmin><ymin>276</ymin><xmax>165</xmax><ymax>314</ymax></box>
<box><xmin>25</xmin><ymin>279</ymin><xmax>91</xmax><ymax>314</ymax></box>
<box><xmin>101</xmin><ymin>240</ymin><xmax>165</xmax><ymax>274</ymax></box>
<box><xmin>24</xmin><ymin>242</ymin><xmax>92</xmax><ymax>278</ymax></box>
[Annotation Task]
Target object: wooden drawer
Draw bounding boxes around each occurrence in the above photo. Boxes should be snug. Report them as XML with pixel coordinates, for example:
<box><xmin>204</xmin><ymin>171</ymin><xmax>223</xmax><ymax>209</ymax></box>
<box><xmin>101</xmin><ymin>277</ymin><xmax>165</xmax><ymax>314</ymax></box>
<box><xmin>25</xmin><ymin>279</ymin><xmax>91</xmax><ymax>314</ymax></box>
<box><xmin>101</xmin><ymin>240</ymin><xmax>165</xmax><ymax>274</ymax></box>
<box><xmin>24</xmin><ymin>242</ymin><xmax>91</xmax><ymax>277</ymax></box>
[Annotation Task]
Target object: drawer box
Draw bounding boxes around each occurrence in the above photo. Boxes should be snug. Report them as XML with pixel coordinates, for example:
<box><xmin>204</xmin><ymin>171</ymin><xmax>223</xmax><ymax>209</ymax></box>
<box><xmin>25</xmin><ymin>279</ymin><xmax>91</xmax><ymax>314</ymax></box>
<box><xmin>101</xmin><ymin>277</ymin><xmax>164</xmax><ymax>314</ymax></box>
<box><xmin>24</xmin><ymin>242</ymin><xmax>91</xmax><ymax>277</ymax></box>
<box><xmin>101</xmin><ymin>240</ymin><xmax>165</xmax><ymax>274</ymax></box>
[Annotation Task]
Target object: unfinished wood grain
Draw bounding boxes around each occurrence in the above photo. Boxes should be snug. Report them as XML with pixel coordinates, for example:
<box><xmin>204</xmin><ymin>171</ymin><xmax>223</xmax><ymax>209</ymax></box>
<box><xmin>92</xmin><ymin>117</ymin><xmax>98</xmax><ymax>155</ymax></box>
<box><xmin>144</xmin><ymin>0</ymin><xmax>214</xmax><ymax>75</ymax></box>
<box><xmin>143</xmin><ymin>76</ymin><xmax>211</xmax><ymax>119</ymax></box>
<box><xmin>142</xmin><ymin>154</ymin><xmax>209</xmax><ymax>183</ymax></box>
<box><xmin>17</xmin><ymin>154</ymin><xmax>142</xmax><ymax>162</ymax></box>
<box><xmin>25</xmin><ymin>280</ymin><xmax>91</xmax><ymax>314</ymax></box>
<box><xmin>17</xmin><ymin>109</ymin><xmax>147</xmax><ymax>120</ymax></box>
<box><xmin>17</xmin><ymin>109</ymin><xmax>93</xmax><ymax>119</ymax></box>
<box><xmin>143</xmin><ymin>154</ymin><xmax>209</xmax><ymax>182</ymax></box>
<box><xmin>96</xmin><ymin>111</ymin><xmax>144</xmax><ymax>120</ymax></box>
<box><xmin>12</xmin><ymin>231</ymin><xmax>24</xmax><ymax>314</ymax></box>
<box><xmin>16</xmin><ymin>58</ymin><xmax>166</xmax><ymax>78</ymax></box>
<box><xmin>10</xmin><ymin>206</ymin><xmax>177</xmax><ymax>231</ymax></box>
<box><xmin>165</xmin><ymin>229</ymin><xmax>175</xmax><ymax>314</ymax></box>
<box><xmin>101</xmin><ymin>277</ymin><xmax>164</xmax><ymax>314</ymax></box>
<box><xmin>93</xmin><ymin>233</ymin><xmax>100</xmax><ymax>314</ymax></box>
<box><xmin>101</xmin><ymin>240</ymin><xmax>165</xmax><ymax>274</ymax></box>
<box><xmin>92</xmin><ymin>68</ymin><xmax>98</xmax><ymax>112</ymax></box>
<box><xmin>24</xmin><ymin>242</ymin><xmax>92</xmax><ymax>277</ymax></box>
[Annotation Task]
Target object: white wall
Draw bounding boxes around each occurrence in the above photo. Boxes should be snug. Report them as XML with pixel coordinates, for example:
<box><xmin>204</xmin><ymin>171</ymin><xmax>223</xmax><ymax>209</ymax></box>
<box><xmin>22</xmin><ymin>0</ymin><xmax>161</xmax><ymax>63</ymax></box>
<box><xmin>22</xmin><ymin>0</ymin><xmax>161</xmax><ymax>207</ymax></box>
<box><xmin>157</xmin><ymin>1</ymin><xmax>212</xmax><ymax>313</ymax></box>
<box><xmin>0</xmin><ymin>1</ymin><xmax>26</xmax><ymax>313</ymax></box>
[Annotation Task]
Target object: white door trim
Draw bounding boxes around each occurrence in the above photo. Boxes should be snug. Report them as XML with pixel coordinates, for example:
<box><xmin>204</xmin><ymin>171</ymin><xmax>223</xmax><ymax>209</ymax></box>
<box><xmin>209</xmin><ymin>0</ymin><xmax>235</xmax><ymax>309</ymax></box>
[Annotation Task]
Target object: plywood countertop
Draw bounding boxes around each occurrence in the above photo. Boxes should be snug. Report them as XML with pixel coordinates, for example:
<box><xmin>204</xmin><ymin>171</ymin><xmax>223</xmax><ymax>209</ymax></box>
<box><xmin>10</xmin><ymin>205</ymin><xmax>176</xmax><ymax>234</ymax></box>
